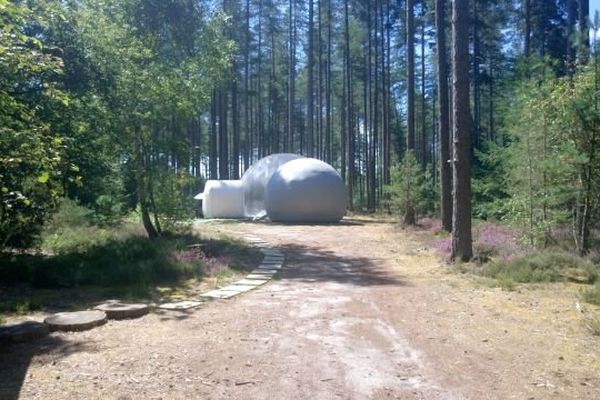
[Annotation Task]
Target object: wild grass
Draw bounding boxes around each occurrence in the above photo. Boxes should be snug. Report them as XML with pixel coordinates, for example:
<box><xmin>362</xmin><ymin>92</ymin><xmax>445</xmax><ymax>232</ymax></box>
<box><xmin>582</xmin><ymin>283</ymin><xmax>600</xmax><ymax>306</ymax></box>
<box><xmin>0</xmin><ymin>200</ymin><xmax>261</xmax><ymax>317</ymax></box>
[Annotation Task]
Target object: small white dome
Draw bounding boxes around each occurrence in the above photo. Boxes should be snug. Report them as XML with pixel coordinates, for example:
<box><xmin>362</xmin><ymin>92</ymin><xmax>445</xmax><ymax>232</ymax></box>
<box><xmin>265</xmin><ymin>158</ymin><xmax>347</xmax><ymax>223</ymax></box>
<box><xmin>202</xmin><ymin>180</ymin><xmax>245</xmax><ymax>219</ymax></box>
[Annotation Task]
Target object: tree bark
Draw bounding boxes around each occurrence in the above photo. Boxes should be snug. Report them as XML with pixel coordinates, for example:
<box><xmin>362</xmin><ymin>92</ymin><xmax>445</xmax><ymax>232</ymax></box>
<box><xmin>436</xmin><ymin>0</ymin><xmax>452</xmax><ymax>232</ymax></box>
<box><xmin>406</xmin><ymin>0</ymin><xmax>415</xmax><ymax>152</ymax></box>
<box><xmin>307</xmin><ymin>0</ymin><xmax>315</xmax><ymax>156</ymax></box>
<box><xmin>404</xmin><ymin>0</ymin><xmax>416</xmax><ymax>224</ymax></box>
<box><xmin>451</xmin><ymin>0</ymin><xmax>473</xmax><ymax>261</ymax></box>
<box><xmin>135</xmin><ymin>125</ymin><xmax>158</xmax><ymax>239</ymax></box>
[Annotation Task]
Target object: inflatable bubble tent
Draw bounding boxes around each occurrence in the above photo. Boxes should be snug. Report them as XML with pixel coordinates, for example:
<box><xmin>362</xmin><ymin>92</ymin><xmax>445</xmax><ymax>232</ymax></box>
<box><xmin>196</xmin><ymin>154</ymin><xmax>347</xmax><ymax>222</ymax></box>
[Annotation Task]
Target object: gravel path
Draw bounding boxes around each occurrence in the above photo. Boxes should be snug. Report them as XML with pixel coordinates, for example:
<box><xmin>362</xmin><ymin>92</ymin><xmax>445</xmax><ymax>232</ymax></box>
<box><xmin>1</xmin><ymin>219</ymin><xmax>599</xmax><ymax>399</ymax></box>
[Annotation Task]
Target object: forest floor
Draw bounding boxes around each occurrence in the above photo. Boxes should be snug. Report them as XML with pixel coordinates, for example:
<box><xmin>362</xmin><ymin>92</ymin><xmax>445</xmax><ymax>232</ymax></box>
<box><xmin>1</xmin><ymin>217</ymin><xmax>600</xmax><ymax>399</ymax></box>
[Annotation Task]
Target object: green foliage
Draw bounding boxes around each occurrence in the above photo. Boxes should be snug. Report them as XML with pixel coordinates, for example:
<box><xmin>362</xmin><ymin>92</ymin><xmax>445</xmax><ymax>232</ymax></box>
<box><xmin>383</xmin><ymin>151</ymin><xmax>432</xmax><ymax>221</ymax></box>
<box><xmin>40</xmin><ymin>198</ymin><xmax>132</xmax><ymax>254</ymax></box>
<box><xmin>152</xmin><ymin>169</ymin><xmax>203</xmax><ymax>226</ymax></box>
<box><xmin>472</xmin><ymin>143</ymin><xmax>510</xmax><ymax>220</ymax></box>
<box><xmin>0</xmin><ymin>0</ymin><xmax>69</xmax><ymax>248</ymax></box>
<box><xmin>503</xmin><ymin>64</ymin><xmax>600</xmax><ymax>249</ymax></box>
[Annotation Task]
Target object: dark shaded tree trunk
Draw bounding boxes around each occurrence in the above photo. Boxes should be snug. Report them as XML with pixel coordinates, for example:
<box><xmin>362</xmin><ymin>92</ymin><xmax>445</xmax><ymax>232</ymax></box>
<box><xmin>451</xmin><ymin>0</ymin><xmax>473</xmax><ymax>261</ymax></box>
<box><xmin>436</xmin><ymin>0</ymin><xmax>452</xmax><ymax>232</ymax></box>
<box><xmin>307</xmin><ymin>0</ymin><xmax>314</xmax><ymax>156</ymax></box>
<box><xmin>232</xmin><ymin>82</ymin><xmax>240</xmax><ymax>179</ymax></box>
<box><xmin>420</xmin><ymin>5</ymin><xmax>427</xmax><ymax>166</ymax></box>
<box><xmin>524</xmin><ymin>0</ymin><xmax>531</xmax><ymax>57</ymax></box>
<box><xmin>344</xmin><ymin>0</ymin><xmax>354</xmax><ymax>210</ymax></box>
<box><xmin>209</xmin><ymin>89</ymin><xmax>218</xmax><ymax>179</ymax></box>
<box><xmin>287</xmin><ymin>0</ymin><xmax>295</xmax><ymax>152</ymax></box>
<box><xmin>218</xmin><ymin>89</ymin><xmax>229</xmax><ymax>179</ymax></box>
<box><xmin>567</xmin><ymin>0</ymin><xmax>577</xmax><ymax>79</ymax></box>
<box><xmin>579</xmin><ymin>0</ymin><xmax>590</xmax><ymax>63</ymax></box>
<box><xmin>405</xmin><ymin>0</ymin><xmax>416</xmax><ymax>224</ymax></box>
<box><xmin>135</xmin><ymin>125</ymin><xmax>158</xmax><ymax>239</ymax></box>
<box><xmin>406</xmin><ymin>0</ymin><xmax>415</xmax><ymax>152</ymax></box>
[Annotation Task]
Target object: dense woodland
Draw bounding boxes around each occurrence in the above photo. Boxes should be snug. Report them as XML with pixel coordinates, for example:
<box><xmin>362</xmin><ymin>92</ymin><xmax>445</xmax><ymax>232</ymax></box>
<box><xmin>1</xmin><ymin>0</ymin><xmax>599</xmax><ymax>261</ymax></box>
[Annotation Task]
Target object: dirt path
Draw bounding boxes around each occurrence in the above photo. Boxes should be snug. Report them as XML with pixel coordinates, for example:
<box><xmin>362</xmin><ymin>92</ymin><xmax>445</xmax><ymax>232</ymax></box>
<box><xmin>2</xmin><ymin>219</ymin><xmax>599</xmax><ymax>399</ymax></box>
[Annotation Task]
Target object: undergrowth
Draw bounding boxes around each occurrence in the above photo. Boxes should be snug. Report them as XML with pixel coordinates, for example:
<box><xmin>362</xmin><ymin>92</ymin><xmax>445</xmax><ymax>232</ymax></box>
<box><xmin>0</xmin><ymin>200</ymin><xmax>260</xmax><ymax>316</ymax></box>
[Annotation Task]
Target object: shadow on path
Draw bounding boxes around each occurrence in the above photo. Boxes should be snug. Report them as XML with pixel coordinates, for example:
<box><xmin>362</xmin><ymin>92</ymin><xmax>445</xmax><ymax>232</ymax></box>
<box><xmin>275</xmin><ymin>242</ymin><xmax>408</xmax><ymax>287</ymax></box>
<box><xmin>0</xmin><ymin>335</ymin><xmax>98</xmax><ymax>400</ymax></box>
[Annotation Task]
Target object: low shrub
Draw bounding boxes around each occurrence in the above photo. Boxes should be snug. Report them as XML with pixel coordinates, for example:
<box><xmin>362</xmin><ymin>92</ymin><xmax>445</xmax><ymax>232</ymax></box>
<box><xmin>479</xmin><ymin>251</ymin><xmax>598</xmax><ymax>284</ymax></box>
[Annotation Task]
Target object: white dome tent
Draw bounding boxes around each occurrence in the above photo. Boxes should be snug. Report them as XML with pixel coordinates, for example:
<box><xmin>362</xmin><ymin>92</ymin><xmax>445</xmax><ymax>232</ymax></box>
<box><xmin>241</xmin><ymin>153</ymin><xmax>303</xmax><ymax>218</ymax></box>
<box><xmin>265</xmin><ymin>158</ymin><xmax>347</xmax><ymax>222</ymax></box>
<box><xmin>195</xmin><ymin>154</ymin><xmax>347</xmax><ymax>222</ymax></box>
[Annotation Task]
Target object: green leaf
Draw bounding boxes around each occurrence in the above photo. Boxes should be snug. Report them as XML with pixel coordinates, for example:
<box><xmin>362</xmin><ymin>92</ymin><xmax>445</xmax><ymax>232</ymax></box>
<box><xmin>38</xmin><ymin>171</ymin><xmax>50</xmax><ymax>183</ymax></box>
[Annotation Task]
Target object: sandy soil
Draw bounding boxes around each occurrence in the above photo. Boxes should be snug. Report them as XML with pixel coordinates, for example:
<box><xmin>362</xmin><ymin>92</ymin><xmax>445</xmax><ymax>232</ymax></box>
<box><xmin>1</xmin><ymin>218</ymin><xmax>599</xmax><ymax>399</ymax></box>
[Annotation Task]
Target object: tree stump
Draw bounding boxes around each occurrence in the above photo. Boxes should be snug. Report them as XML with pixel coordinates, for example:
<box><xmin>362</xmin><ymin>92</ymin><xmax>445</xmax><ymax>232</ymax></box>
<box><xmin>95</xmin><ymin>301</ymin><xmax>150</xmax><ymax>320</ymax></box>
<box><xmin>44</xmin><ymin>310</ymin><xmax>107</xmax><ymax>332</ymax></box>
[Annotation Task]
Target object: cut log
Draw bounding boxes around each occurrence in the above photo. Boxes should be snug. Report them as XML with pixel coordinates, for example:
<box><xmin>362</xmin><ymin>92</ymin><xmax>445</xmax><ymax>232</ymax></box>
<box><xmin>95</xmin><ymin>301</ymin><xmax>150</xmax><ymax>320</ymax></box>
<box><xmin>44</xmin><ymin>310</ymin><xmax>107</xmax><ymax>332</ymax></box>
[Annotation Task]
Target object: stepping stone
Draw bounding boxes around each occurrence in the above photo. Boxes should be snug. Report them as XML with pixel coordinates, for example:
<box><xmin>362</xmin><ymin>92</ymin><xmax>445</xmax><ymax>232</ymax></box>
<box><xmin>201</xmin><ymin>290</ymin><xmax>238</xmax><ymax>299</ymax></box>
<box><xmin>95</xmin><ymin>301</ymin><xmax>150</xmax><ymax>320</ymax></box>
<box><xmin>44</xmin><ymin>310</ymin><xmax>107</xmax><ymax>332</ymax></box>
<box><xmin>0</xmin><ymin>321</ymin><xmax>48</xmax><ymax>344</ymax></box>
<box><xmin>246</xmin><ymin>273</ymin><xmax>275</xmax><ymax>280</ymax></box>
<box><xmin>259</xmin><ymin>263</ymin><xmax>283</xmax><ymax>269</ymax></box>
<box><xmin>260</xmin><ymin>249</ymin><xmax>283</xmax><ymax>255</ymax></box>
<box><xmin>235</xmin><ymin>279</ymin><xmax>269</xmax><ymax>286</ymax></box>
<box><xmin>220</xmin><ymin>284</ymin><xmax>254</xmax><ymax>292</ymax></box>
<box><xmin>254</xmin><ymin>268</ymin><xmax>279</xmax><ymax>274</ymax></box>
<box><xmin>261</xmin><ymin>259</ymin><xmax>285</xmax><ymax>264</ymax></box>
<box><xmin>261</xmin><ymin>253</ymin><xmax>283</xmax><ymax>259</ymax></box>
<box><xmin>158</xmin><ymin>301</ymin><xmax>203</xmax><ymax>311</ymax></box>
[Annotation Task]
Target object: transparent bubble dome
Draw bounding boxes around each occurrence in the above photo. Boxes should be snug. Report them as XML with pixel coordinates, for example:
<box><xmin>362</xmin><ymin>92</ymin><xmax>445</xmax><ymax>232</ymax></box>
<box><xmin>241</xmin><ymin>153</ymin><xmax>303</xmax><ymax>218</ymax></box>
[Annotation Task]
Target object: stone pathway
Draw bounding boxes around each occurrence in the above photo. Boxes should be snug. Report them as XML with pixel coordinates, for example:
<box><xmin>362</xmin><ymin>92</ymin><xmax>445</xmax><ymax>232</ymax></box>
<box><xmin>201</xmin><ymin>234</ymin><xmax>284</xmax><ymax>299</ymax></box>
<box><xmin>0</xmin><ymin>234</ymin><xmax>284</xmax><ymax>342</ymax></box>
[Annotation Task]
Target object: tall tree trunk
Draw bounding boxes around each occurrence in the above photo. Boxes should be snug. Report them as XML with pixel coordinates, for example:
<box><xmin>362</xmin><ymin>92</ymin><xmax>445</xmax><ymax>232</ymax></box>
<box><xmin>232</xmin><ymin>82</ymin><xmax>240</xmax><ymax>179</ymax></box>
<box><xmin>209</xmin><ymin>89</ymin><xmax>218</xmax><ymax>179</ymax></box>
<box><xmin>244</xmin><ymin>0</ymin><xmax>250</xmax><ymax>171</ymax></box>
<box><xmin>135</xmin><ymin>125</ymin><xmax>158</xmax><ymax>239</ymax></box>
<box><xmin>383</xmin><ymin>0</ymin><xmax>391</xmax><ymax>186</ymax></box>
<box><xmin>344</xmin><ymin>0</ymin><xmax>354</xmax><ymax>210</ymax></box>
<box><xmin>287</xmin><ymin>0</ymin><xmax>295</xmax><ymax>152</ymax></box>
<box><xmin>325</xmin><ymin>0</ymin><xmax>332</xmax><ymax>163</ymax></box>
<box><xmin>405</xmin><ymin>0</ymin><xmax>416</xmax><ymax>224</ymax></box>
<box><xmin>451</xmin><ymin>0</ymin><xmax>473</xmax><ymax>261</ymax></box>
<box><xmin>579</xmin><ymin>0</ymin><xmax>590</xmax><ymax>63</ymax></box>
<box><xmin>218</xmin><ymin>89</ymin><xmax>229</xmax><ymax>179</ymax></box>
<box><xmin>420</xmin><ymin>5</ymin><xmax>427</xmax><ymax>166</ymax></box>
<box><xmin>406</xmin><ymin>0</ymin><xmax>415</xmax><ymax>152</ymax></box>
<box><xmin>257</xmin><ymin>0</ymin><xmax>264</xmax><ymax>158</ymax></box>
<box><xmin>472</xmin><ymin>0</ymin><xmax>481</xmax><ymax>152</ymax></box>
<box><xmin>436</xmin><ymin>0</ymin><xmax>452</xmax><ymax>232</ymax></box>
<box><xmin>317</xmin><ymin>0</ymin><xmax>323</xmax><ymax>159</ymax></box>
<box><xmin>524</xmin><ymin>0</ymin><xmax>531</xmax><ymax>58</ymax></box>
<box><xmin>307</xmin><ymin>0</ymin><xmax>315</xmax><ymax>156</ymax></box>
<box><xmin>567</xmin><ymin>0</ymin><xmax>577</xmax><ymax>79</ymax></box>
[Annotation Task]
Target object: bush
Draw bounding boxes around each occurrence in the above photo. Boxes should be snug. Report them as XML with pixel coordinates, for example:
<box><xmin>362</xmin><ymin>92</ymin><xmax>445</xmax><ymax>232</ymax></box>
<box><xmin>1</xmin><ymin>233</ymin><xmax>205</xmax><ymax>288</ymax></box>
<box><xmin>40</xmin><ymin>198</ymin><xmax>138</xmax><ymax>254</ymax></box>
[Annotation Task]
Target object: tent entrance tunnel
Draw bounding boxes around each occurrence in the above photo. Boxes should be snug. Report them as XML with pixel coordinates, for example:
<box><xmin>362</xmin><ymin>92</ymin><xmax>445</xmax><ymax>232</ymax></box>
<box><xmin>195</xmin><ymin>154</ymin><xmax>347</xmax><ymax>223</ymax></box>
